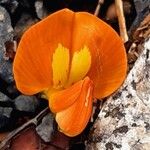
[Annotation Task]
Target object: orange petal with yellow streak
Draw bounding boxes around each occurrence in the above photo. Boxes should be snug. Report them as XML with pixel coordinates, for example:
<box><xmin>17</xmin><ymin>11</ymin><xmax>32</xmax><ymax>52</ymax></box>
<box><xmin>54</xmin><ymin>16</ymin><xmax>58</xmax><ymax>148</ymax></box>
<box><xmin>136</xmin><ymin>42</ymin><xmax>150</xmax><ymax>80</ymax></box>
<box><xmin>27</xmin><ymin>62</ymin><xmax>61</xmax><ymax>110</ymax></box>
<box><xmin>13</xmin><ymin>8</ymin><xmax>127</xmax><ymax>98</ymax></box>
<box><xmin>71</xmin><ymin>12</ymin><xmax>127</xmax><ymax>99</ymax></box>
<box><xmin>56</xmin><ymin>77</ymin><xmax>93</xmax><ymax>137</ymax></box>
<box><xmin>13</xmin><ymin>9</ymin><xmax>74</xmax><ymax>95</ymax></box>
<box><xmin>48</xmin><ymin>79</ymin><xmax>84</xmax><ymax>113</ymax></box>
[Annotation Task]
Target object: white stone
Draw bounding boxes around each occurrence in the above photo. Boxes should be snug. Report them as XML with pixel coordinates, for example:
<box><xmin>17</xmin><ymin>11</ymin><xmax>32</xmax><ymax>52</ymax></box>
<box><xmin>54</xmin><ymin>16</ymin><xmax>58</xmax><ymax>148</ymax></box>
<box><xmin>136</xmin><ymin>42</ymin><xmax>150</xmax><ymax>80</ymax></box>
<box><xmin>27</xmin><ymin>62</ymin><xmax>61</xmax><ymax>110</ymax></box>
<box><xmin>0</xmin><ymin>14</ymin><xmax>4</xmax><ymax>21</ymax></box>
<box><xmin>86</xmin><ymin>38</ymin><xmax>150</xmax><ymax>150</ymax></box>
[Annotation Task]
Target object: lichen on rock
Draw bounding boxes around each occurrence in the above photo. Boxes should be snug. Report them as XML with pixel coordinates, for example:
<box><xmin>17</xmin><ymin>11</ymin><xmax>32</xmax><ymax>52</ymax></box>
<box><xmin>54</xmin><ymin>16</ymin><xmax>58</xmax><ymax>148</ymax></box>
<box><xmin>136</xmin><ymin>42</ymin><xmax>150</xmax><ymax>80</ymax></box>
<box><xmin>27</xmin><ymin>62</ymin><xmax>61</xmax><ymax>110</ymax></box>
<box><xmin>86</xmin><ymin>38</ymin><xmax>150</xmax><ymax>150</ymax></box>
<box><xmin>0</xmin><ymin>6</ymin><xmax>14</xmax><ymax>83</ymax></box>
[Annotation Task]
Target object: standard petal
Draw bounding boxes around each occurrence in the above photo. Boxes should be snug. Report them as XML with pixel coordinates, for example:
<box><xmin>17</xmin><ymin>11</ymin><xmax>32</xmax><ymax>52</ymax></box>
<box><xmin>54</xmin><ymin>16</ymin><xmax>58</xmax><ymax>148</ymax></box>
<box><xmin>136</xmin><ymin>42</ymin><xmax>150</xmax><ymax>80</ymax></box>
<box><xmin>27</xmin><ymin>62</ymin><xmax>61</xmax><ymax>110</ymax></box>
<box><xmin>13</xmin><ymin>9</ymin><xmax>74</xmax><ymax>95</ymax></box>
<box><xmin>56</xmin><ymin>77</ymin><xmax>93</xmax><ymax>137</ymax></box>
<box><xmin>70</xmin><ymin>12</ymin><xmax>127</xmax><ymax>99</ymax></box>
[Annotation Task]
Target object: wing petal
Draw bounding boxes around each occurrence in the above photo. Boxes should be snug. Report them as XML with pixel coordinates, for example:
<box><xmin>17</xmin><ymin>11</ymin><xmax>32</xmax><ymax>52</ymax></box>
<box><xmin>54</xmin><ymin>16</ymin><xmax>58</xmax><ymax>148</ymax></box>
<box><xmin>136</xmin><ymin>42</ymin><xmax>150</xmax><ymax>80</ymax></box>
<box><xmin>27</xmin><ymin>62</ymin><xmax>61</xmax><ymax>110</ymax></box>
<box><xmin>56</xmin><ymin>77</ymin><xmax>93</xmax><ymax>137</ymax></box>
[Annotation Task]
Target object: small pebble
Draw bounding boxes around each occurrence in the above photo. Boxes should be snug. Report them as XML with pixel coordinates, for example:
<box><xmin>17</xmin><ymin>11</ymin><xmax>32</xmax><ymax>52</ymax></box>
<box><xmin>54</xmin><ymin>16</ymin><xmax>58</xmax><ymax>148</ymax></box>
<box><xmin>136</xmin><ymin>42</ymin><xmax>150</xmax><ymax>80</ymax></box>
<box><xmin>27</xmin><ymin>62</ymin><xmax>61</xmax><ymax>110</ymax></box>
<box><xmin>36</xmin><ymin>113</ymin><xmax>54</xmax><ymax>142</ymax></box>
<box><xmin>0</xmin><ymin>106</ymin><xmax>12</xmax><ymax>118</ymax></box>
<box><xmin>14</xmin><ymin>95</ymin><xmax>39</xmax><ymax>113</ymax></box>
<box><xmin>0</xmin><ymin>92</ymin><xmax>11</xmax><ymax>103</ymax></box>
<box><xmin>35</xmin><ymin>0</ymin><xmax>47</xmax><ymax>19</ymax></box>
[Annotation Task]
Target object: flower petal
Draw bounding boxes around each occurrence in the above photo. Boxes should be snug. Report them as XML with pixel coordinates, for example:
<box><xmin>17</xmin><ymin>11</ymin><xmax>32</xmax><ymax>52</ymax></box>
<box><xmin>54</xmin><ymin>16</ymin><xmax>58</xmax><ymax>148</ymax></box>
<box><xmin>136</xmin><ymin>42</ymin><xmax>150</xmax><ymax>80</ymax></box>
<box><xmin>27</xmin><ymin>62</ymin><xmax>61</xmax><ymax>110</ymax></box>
<box><xmin>13</xmin><ymin>9</ymin><xmax>127</xmax><ymax>98</ymax></box>
<box><xmin>48</xmin><ymin>79</ymin><xmax>84</xmax><ymax>113</ymax></box>
<box><xmin>13</xmin><ymin>9</ymin><xmax>74</xmax><ymax>95</ymax></box>
<box><xmin>67</xmin><ymin>46</ymin><xmax>91</xmax><ymax>86</ymax></box>
<box><xmin>52</xmin><ymin>43</ymin><xmax>70</xmax><ymax>89</ymax></box>
<box><xmin>56</xmin><ymin>77</ymin><xmax>93</xmax><ymax>137</ymax></box>
<box><xmin>71</xmin><ymin>12</ymin><xmax>127</xmax><ymax>98</ymax></box>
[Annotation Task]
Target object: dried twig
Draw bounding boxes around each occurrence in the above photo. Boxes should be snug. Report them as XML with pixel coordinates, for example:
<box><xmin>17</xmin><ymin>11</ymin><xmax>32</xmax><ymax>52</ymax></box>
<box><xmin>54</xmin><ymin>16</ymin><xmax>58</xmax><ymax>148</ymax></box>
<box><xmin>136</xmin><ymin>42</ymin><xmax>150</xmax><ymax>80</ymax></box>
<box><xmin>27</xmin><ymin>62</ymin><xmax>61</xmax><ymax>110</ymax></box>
<box><xmin>0</xmin><ymin>107</ymin><xmax>49</xmax><ymax>149</ymax></box>
<box><xmin>94</xmin><ymin>0</ymin><xmax>104</xmax><ymax>16</ymax></box>
<box><xmin>115</xmin><ymin>0</ymin><xmax>128</xmax><ymax>42</ymax></box>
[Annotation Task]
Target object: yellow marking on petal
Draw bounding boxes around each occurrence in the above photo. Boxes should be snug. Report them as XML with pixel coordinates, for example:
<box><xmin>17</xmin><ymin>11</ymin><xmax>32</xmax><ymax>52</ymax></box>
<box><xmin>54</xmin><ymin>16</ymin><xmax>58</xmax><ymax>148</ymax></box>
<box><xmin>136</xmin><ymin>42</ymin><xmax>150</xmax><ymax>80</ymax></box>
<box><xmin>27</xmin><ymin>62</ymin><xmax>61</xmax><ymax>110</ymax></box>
<box><xmin>67</xmin><ymin>46</ymin><xmax>91</xmax><ymax>85</ymax></box>
<box><xmin>52</xmin><ymin>43</ymin><xmax>69</xmax><ymax>89</ymax></box>
<box><xmin>43</xmin><ymin>88</ymin><xmax>62</xmax><ymax>98</ymax></box>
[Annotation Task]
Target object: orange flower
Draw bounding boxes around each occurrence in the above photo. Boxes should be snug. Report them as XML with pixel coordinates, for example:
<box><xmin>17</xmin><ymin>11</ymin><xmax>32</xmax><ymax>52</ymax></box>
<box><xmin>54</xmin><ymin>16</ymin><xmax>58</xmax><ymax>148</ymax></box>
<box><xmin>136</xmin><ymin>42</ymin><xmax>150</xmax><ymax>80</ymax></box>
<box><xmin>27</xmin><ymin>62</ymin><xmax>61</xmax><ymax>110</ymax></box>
<box><xmin>13</xmin><ymin>9</ymin><xmax>127</xmax><ymax>137</ymax></box>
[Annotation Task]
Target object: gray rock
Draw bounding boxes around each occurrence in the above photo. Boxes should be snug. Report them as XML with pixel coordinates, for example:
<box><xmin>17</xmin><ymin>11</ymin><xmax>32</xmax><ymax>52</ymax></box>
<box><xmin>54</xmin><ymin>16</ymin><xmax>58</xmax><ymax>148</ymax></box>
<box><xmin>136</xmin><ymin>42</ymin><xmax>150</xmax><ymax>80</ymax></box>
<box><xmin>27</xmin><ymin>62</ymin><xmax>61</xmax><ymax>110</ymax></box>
<box><xmin>86</xmin><ymin>38</ymin><xmax>150</xmax><ymax>150</ymax></box>
<box><xmin>14</xmin><ymin>95</ymin><xmax>39</xmax><ymax>113</ymax></box>
<box><xmin>129</xmin><ymin>0</ymin><xmax>150</xmax><ymax>35</ymax></box>
<box><xmin>134</xmin><ymin>0</ymin><xmax>150</xmax><ymax>14</ymax></box>
<box><xmin>0</xmin><ymin>6</ymin><xmax>13</xmax><ymax>42</ymax></box>
<box><xmin>36</xmin><ymin>113</ymin><xmax>54</xmax><ymax>142</ymax></box>
<box><xmin>0</xmin><ymin>61</ymin><xmax>13</xmax><ymax>83</ymax></box>
<box><xmin>0</xmin><ymin>92</ymin><xmax>11</xmax><ymax>103</ymax></box>
<box><xmin>35</xmin><ymin>0</ymin><xmax>48</xmax><ymax>19</ymax></box>
<box><xmin>0</xmin><ymin>6</ymin><xmax>14</xmax><ymax>83</ymax></box>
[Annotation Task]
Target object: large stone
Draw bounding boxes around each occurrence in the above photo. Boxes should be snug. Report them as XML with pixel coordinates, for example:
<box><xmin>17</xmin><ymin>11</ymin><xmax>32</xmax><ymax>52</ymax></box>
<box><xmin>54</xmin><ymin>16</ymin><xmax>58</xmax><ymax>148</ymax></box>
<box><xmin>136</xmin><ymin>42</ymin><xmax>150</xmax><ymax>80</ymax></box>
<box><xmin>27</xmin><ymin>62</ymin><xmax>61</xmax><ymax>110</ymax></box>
<box><xmin>0</xmin><ymin>6</ymin><xmax>14</xmax><ymax>83</ymax></box>
<box><xmin>36</xmin><ymin>113</ymin><xmax>54</xmax><ymax>142</ymax></box>
<box><xmin>14</xmin><ymin>95</ymin><xmax>39</xmax><ymax>113</ymax></box>
<box><xmin>86</xmin><ymin>38</ymin><xmax>150</xmax><ymax>150</ymax></box>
